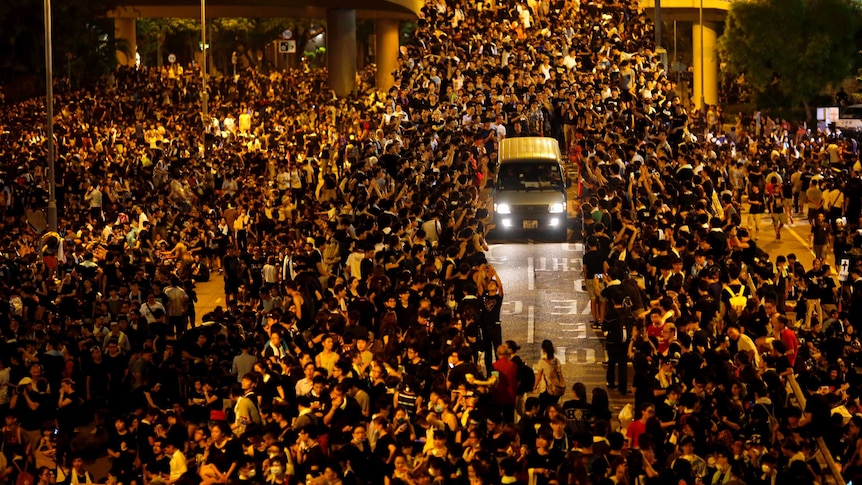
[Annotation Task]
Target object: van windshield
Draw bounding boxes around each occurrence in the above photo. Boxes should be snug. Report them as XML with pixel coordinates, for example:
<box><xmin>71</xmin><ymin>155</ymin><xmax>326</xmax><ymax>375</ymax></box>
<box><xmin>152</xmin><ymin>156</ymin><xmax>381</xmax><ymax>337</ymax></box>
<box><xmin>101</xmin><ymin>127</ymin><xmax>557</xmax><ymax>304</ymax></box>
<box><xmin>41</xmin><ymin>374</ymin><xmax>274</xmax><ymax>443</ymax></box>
<box><xmin>497</xmin><ymin>161</ymin><xmax>564</xmax><ymax>191</ymax></box>
<box><xmin>840</xmin><ymin>107</ymin><xmax>862</xmax><ymax>119</ymax></box>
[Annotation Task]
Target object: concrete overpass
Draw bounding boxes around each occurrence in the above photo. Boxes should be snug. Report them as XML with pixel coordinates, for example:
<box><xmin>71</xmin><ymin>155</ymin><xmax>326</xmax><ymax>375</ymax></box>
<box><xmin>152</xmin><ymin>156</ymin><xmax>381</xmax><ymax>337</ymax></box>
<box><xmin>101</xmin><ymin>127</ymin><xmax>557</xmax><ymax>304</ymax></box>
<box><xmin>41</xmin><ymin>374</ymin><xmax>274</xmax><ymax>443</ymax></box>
<box><xmin>108</xmin><ymin>0</ymin><xmax>423</xmax><ymax>96</ymax></box>
<box><xmin>640</xmin><ymin>0</ymin><xmax>731</xmax><ymax>110</ymax></box>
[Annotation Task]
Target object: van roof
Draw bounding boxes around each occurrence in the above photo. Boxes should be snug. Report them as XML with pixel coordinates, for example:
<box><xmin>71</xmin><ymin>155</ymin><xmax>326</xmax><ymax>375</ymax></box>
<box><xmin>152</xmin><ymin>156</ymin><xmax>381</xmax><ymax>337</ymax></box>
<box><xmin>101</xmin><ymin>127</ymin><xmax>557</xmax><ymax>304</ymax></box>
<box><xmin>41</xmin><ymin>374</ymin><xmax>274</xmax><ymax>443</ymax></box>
<box><xmin>499</xmin><ymin>137</ymin><xmax>561</xmax><ymax>164</ymax></box>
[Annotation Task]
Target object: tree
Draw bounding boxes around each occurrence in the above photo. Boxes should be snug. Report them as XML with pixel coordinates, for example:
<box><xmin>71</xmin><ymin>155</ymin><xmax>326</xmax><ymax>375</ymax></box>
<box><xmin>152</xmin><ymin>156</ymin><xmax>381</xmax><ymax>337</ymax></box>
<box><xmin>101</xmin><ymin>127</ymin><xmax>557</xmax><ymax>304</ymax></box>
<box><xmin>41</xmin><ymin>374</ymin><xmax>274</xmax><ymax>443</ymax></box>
<box><xmin>718</xmin><ymin>0</ymin><xmax>862</xmax><ymax>119</ymax></box>
<box><xmin>137</xmin><ymin>18</ymin><xmax>199</xmax><ymax>67</ymax></box>
<box><xmin>0</xmin><ymin>0</ymin><xmax>120</xmax><ymax>98</ymax></box>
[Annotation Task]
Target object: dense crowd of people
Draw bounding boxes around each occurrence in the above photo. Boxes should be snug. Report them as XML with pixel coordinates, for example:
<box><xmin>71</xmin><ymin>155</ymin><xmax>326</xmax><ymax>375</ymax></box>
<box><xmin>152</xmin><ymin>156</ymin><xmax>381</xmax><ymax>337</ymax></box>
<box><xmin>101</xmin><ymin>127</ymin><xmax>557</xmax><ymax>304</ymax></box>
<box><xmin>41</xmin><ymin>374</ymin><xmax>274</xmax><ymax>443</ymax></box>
<box><xmin>0</xmin><ymin>0</ymin><xmax>862</xmax><ymax>484</ymax></box>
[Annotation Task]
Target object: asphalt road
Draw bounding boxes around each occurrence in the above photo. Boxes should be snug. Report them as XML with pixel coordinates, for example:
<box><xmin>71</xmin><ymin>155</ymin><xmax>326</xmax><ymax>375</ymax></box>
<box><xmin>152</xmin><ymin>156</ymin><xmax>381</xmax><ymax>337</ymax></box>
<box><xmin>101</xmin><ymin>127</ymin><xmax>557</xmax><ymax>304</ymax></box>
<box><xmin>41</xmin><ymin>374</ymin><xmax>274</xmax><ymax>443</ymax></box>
<box><xmin>485</xmin><ymin>240</ymin><xmax>632</xmax><ymax>411</ymax></box>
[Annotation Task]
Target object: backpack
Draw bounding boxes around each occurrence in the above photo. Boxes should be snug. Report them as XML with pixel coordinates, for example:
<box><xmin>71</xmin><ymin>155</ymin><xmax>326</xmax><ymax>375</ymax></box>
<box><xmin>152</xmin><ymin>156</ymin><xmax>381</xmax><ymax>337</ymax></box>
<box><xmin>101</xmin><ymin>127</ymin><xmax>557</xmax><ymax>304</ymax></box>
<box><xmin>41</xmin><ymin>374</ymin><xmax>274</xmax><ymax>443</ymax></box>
<box><xmin>758</xmin><ymin>402</ymin><xmax>779</xmax><ymax>433</ymax></box>
<box><xmin>14</xmin><ymin>460</ymin><xmax>33</xmax><ymax>485</ymax></box>
<box><xmin>545</xmin><ymin>358</ymin><xmax>566</xmax><ymax>396</ymax></box>
<box><xmin>727</xmin><ymin>286</ymin><xmax>748</xmax><ymax>322</ymax></box>
<box><xmin>516</xmin><ymin>358</ymin><xmax>536</xmax><ymax>395</ymax></box>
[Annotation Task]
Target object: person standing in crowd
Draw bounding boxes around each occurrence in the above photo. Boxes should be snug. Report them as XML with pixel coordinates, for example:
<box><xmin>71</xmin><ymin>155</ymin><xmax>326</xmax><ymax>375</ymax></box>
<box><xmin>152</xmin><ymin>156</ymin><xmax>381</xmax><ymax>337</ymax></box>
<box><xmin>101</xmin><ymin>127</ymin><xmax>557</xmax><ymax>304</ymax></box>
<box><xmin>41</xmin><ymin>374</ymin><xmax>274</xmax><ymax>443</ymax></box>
<box><xmin>163</xmin><ymin>277</ymin><xmax>189</xmax><ymax>336</ymax></box>
<box><xmin>0</xmin><ymin>0</ymin><xmax>858</xmax><ymax>482</ymax></box>
<box><xmin>533</xmin><ymin>340</ymin><xmax>565</xmax><ymax>411</ymax></box>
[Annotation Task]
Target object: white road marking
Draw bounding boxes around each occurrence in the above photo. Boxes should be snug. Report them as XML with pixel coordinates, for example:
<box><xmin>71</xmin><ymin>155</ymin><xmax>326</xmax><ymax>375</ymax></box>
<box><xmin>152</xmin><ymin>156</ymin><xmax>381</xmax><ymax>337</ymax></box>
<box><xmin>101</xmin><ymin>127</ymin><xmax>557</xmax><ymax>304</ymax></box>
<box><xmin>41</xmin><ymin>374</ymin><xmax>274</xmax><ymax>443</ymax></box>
<box><xmin>784</xmin><ymin>224</ymin><xmax>817</xmax><ymax>258</ymax></box>
<box><xmin>527</xmin><ymin>257</ymin><xmax>535</xmax><ymax>290</ymax></box>
<box><xmin>551</xmin><ymin>258</ymin><xmax>569</xmax><ymax>272</ymax></box>
<box><xmin>557</xmin><ymin>346</ymin><xmax>567</xmax><ymax>364</ymax></box>
<box><xmin>585</xmin><ymin>349</ymin><xmax>596</xmax><ymax>363</ymax></box>
<box><xmin>562</xmin><ymin>242</ymin><xmax>584</xmax><ymax>252</ymax></box>
<box><xmin>551</xmin><ymin>300</ymin><xmax>579</xmax><ymax>315</ymax></box>
<box><xmin>527</xmin><ymin>305</ymin><xmax>535</xmax><ymax>343</ymax></box>
<box><xmin>501</xmin><ymin>301</ymin><xmax>523</xmax><ymax>315</ymax></box>
<box><xmin>538</xmin><ymin>257</ymin><xmax>548</xmax><ymax>271</ymax></box>
<box><xmin>558</xmin><ymin>323</ymin><xmax>587</xmax><ymax>338</ymax></box>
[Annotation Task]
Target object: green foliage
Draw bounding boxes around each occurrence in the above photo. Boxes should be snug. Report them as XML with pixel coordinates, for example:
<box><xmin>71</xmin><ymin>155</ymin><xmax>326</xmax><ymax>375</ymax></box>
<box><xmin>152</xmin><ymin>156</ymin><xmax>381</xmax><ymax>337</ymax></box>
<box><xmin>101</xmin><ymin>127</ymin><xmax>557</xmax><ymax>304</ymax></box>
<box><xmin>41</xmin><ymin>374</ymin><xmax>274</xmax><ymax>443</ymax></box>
<box><xmin>137</xmin><ymin>18</ymin><xmax>199</xmax><ymax>66</ymax></box>
<box><xmin>718</xmin><ymin>0</ymin><xmax>862</xmax><ymax>115</ymax></box>
<box><xmin>0</xmin><ymin>0</ymin><xmax>120</xmax><ymax>97</ymax></box>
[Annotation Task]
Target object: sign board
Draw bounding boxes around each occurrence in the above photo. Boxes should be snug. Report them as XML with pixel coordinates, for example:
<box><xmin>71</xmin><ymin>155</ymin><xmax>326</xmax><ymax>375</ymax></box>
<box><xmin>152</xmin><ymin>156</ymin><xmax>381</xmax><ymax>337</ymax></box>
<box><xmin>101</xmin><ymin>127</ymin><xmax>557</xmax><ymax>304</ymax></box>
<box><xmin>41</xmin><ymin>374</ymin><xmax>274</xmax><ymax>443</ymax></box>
<box><xmin>278</xmin><ymin>40</ymin><xmax>296</xmax><ymax>54</ymax></box>
<box><xmin>282</xmin><ymin>29</ymin><xmax>293</xmax><ymax>40</ymax></box>
<box><xmin>168</xmin><ymin>53</ymin><xmax>176</xmax><ymax>64</ymax></box>
<box><xmin>817</xmin><ymin>106</ymin><xmax>840</xmax><ymax>123</ymax></box>
<box><xmin>839</xmin><ymin>257</ymin><xmax>851</xmax><ymax>282</ymax></box>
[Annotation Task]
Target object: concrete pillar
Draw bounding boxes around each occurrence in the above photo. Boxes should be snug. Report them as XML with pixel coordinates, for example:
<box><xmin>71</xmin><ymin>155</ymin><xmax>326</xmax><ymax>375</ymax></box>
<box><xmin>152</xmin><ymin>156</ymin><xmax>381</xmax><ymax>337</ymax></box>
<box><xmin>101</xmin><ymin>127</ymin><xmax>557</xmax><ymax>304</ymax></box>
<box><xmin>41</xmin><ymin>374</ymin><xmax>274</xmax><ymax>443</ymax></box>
<box><xmin>375</xmin><ymin>19</ymin><xmax>400</xmax><ymax>92</ymax></box>
<box><xmin>327</xmin><ymin>9</ymin><xmax>357</xmax><ymax>97</ymax></box>
<box><xmin>692</xmin><ymin>20</ymin><xmax>718</xmax><ymax>111</ymax></box>
<box><xmin>114</xmin><ymin>17</ymin><xmax>137</xmax><ymax>67</ymax></box>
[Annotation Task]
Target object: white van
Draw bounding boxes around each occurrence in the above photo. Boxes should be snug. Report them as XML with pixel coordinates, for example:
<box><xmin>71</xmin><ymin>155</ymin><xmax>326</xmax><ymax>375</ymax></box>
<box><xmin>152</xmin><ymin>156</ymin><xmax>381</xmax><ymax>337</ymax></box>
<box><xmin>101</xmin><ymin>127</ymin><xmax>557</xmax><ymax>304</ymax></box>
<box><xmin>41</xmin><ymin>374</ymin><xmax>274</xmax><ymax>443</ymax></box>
<box><xmin>837</xmin><ymin>104</ymin><xmax>862</xmax><ymax>132</ymax></box>
<box><xmin>493</xmin><ymin>137</ymin><xmax>567</xmax><ymax>238</ymax></box>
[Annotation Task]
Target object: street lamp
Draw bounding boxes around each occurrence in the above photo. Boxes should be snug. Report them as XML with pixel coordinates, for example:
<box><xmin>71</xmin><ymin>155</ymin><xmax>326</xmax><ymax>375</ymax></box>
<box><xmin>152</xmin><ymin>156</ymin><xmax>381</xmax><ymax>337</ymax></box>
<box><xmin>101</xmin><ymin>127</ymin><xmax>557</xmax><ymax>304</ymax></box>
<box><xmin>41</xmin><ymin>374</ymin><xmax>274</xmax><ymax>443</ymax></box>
<box><xmin>44</xmin><ymin>0</ymin><xmax>57</xmax><ymax>233</ymax></box>
<box><xmin>699</xmin><ymin>0</ymin><xmax>705</xmax><ymax>111</ymax></box>
<box><xmin>201</xmin><ymin>0</ymin><xmax>209</xmax><ymax>157</ymax></box>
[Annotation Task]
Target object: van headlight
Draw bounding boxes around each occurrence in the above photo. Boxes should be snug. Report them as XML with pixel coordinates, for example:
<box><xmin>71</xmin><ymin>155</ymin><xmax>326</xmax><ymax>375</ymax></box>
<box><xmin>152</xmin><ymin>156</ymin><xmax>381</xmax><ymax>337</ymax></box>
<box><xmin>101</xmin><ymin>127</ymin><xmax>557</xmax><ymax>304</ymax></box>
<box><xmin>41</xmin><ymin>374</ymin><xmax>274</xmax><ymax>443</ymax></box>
<box><xmin>495</xmin><ymin>203</ymin><xmax>511</xmax><ymax>215</ymax></box>
<box><xmin>549</xmin><ymin>203</ymin><xmax>565</xmax><ymax>213</ymax></box>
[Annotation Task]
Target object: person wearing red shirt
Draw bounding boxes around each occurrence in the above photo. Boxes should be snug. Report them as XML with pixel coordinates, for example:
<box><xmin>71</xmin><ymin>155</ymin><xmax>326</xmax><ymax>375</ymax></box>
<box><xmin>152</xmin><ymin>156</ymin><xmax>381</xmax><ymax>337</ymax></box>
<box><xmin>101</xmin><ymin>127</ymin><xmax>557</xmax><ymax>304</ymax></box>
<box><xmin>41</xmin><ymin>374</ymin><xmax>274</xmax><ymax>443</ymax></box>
<box><xmin>626</xmin><ymin>403</ymin><xmax>656</xmax><ymax>449</ymax></box>
<box><xmin>646</xmin><ymin>309</ymin><xmax>666</xmax><ymax>347</ymax></box>
<box><xmin>774</xmin><ymin>314</ymin><xmax>799</xmax><ymax>367</ymax></box>
<box><xmin>492</xmin><ymin>344</ymin><xmax>519</xmax><ymax>423</ymax></box>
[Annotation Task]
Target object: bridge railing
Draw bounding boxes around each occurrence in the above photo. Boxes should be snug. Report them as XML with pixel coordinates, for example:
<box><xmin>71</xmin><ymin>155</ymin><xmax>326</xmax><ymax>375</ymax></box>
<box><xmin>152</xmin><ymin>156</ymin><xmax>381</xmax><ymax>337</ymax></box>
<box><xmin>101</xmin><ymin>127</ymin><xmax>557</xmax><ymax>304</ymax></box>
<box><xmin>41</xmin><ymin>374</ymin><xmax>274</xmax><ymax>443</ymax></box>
<box><xmin>785</xmin><ymin>374</ymin><xmax>846</xmax><ymax>485</ymax></box>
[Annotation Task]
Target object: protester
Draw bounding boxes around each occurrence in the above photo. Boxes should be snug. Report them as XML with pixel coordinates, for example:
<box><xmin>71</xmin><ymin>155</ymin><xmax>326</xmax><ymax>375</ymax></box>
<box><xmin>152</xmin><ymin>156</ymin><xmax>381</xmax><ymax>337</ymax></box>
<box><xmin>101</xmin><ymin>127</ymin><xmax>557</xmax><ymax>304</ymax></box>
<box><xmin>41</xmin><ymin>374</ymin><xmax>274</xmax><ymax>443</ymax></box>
<box><xmin>0</xmin><ymin>0</ymin><xmax>859</xmax><ymax>483</ymax></box>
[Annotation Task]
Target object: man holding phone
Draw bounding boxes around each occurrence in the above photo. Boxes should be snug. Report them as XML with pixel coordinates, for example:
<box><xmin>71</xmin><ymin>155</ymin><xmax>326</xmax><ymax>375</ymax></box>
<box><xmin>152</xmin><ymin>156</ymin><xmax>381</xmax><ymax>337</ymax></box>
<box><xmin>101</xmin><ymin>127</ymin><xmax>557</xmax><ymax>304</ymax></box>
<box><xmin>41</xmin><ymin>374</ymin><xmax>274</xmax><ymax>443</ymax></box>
<box><xmin>583</xmin><ymin>236</ymin><xmax>608</xmax><ymax>325</ymax></box>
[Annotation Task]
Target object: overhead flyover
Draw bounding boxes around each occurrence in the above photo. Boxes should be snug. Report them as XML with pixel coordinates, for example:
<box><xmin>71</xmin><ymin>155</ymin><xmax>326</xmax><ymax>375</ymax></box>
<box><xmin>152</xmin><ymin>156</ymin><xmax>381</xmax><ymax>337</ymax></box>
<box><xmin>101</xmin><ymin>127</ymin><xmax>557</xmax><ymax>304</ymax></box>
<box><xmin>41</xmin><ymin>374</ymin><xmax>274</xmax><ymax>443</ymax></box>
<box><xmin>108</xmin><ymin>0</ymin><xmax>423</xmax><ymax>95</ymax></box>
<box><xmin>640</xmin><ymin>0</ymin><xmax>731</xmax><ymax>110</ymax></box>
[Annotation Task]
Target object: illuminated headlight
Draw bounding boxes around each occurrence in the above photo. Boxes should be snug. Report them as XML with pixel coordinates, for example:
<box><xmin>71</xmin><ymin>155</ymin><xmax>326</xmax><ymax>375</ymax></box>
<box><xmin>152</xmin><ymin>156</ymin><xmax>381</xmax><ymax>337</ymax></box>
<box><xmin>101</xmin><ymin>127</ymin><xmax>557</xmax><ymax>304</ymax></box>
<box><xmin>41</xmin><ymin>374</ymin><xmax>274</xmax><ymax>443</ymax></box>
<box><xmin>502</xmin><ymin>219</ymin><xmax>513</xmax><ymax>228</ymax></box>
<box><xmin>549</xmin><ymin>203</ymin><xmax>565</xmax><ymax>213</ymax></box>
<box><xmin>495</xmin><ymin>203</ymin><xmax>511</xmax><ymax>215</ymax></box>
<box><xmin>549</xmin><ymin>218</ymin><xmax>559</xmax><ymax>226</ymax></box>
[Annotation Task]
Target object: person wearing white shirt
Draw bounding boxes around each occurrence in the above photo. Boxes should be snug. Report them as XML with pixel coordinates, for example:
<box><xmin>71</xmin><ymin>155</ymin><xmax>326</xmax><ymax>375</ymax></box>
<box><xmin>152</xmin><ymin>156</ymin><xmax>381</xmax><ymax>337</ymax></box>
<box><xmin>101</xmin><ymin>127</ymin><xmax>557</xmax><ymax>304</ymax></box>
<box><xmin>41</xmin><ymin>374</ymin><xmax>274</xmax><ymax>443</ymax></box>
<box><xmin>164</xmin><ymin>441</ymin><xmax>187</xmax><ymax>484</ymax></box>
<box><xmin>294</xmin><ymin>362</ymin><xmax>315</xmax><ymax>397</ymax></box>
<box><xmin>563</xmin><ymin>49</ymin><xmax>578</xmax><ymax>70</ymax></box>
<box><xmin>489</xmin><ymin>114</ymin><xmax>508</xmax><ymax>140</ymax></box>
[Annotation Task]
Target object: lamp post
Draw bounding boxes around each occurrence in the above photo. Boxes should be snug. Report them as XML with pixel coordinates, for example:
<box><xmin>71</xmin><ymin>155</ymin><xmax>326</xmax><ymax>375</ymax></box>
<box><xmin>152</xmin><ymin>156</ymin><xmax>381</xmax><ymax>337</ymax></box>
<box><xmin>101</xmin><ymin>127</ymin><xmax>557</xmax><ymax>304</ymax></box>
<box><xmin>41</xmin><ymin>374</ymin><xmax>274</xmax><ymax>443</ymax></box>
<box><xmin>201</xmin><ymin>0</ymin><xmax>209</xmax><ymax>157</ymax></box>
<box><xmin>44</xmin><ymin>0</ymin><xmax>57</xmax><ymax>233</ymax></box>
<box><xmin>699</xmin><ymin>0</ymin><xmax>705</xmax><ymax>111</ymax></box>
<box><xmin>655</xmin><ymin>0</ymin><xmax>661</xmax><ymax>49</ymax></box>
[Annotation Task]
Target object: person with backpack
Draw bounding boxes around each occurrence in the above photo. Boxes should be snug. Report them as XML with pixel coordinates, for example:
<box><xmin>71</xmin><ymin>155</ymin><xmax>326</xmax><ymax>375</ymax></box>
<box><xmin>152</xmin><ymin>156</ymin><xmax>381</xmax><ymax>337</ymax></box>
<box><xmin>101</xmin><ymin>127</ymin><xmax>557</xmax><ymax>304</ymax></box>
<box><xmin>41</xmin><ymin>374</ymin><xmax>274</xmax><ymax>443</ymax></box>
<box><xmin>720</xmin><ymin>264</ymin><xmax>752</xmax><ymax>331</ymax></box>
<box><xmin>533</xmin><ymin>339</ymin><xmax>566</xmax><ymax>412</ymax></box>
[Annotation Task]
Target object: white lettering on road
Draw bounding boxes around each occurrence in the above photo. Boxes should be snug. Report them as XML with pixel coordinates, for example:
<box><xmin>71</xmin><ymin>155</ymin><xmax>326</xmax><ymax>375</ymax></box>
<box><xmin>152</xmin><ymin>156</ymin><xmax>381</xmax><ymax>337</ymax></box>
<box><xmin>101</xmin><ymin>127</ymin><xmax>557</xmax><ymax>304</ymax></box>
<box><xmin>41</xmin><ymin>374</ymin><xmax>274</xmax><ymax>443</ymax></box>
<box><xmin>559</xmin><ymin>323</ymin><xmax>587</xmax><ymax>338</ymax></box>
<box><xmin>551</xmin><ymin>300</ymin><xmax>579</xmax><ymax>315</ymax></box>
<box><xmin>551</xmin><ymin>258</ymin><xmax>569</xmax><ymax>272</ymax></box>
<box><xmin>573</xmin><ymin>279</ymin><xmax>587</xmax><ymax>293</ymax></box>
<box><xmin>527</xmin><ymin>305</ymin><xmax>535</xmax><ymax>343</ymax></box>
<box><xmin>535</xmin><ymin>258</ymin><xmax>580</xmax><ymax>271</ymax></box>
<box><xmin>562</xmin><ymin>243</ymin><xmax>584</xmax><ymax>252</ymax></box>
<box><xmin>527</xmin><ymin>257</ymin><xmax>535</xmax><ymax>290</ymax></box>
<box><xmin>557</xmin><ymin>346</ymin><xmax>567</xmax><ymax>364</ymax></box>
<box><xmin>501</xmin><ymin>301</ymin><xmax>523</xmax><ymax>315</ymax></box>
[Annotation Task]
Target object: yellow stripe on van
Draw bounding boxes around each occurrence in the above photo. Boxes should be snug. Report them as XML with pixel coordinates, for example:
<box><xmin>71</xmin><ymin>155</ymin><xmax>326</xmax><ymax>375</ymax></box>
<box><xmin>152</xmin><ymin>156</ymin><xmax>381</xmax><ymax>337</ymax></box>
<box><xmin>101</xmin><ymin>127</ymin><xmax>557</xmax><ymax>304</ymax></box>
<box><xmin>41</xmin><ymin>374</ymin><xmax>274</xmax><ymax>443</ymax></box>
<box><xmin>498</xmin><ymin>137</ymin><xmax>562</xmax><ymax>165</ymax></box>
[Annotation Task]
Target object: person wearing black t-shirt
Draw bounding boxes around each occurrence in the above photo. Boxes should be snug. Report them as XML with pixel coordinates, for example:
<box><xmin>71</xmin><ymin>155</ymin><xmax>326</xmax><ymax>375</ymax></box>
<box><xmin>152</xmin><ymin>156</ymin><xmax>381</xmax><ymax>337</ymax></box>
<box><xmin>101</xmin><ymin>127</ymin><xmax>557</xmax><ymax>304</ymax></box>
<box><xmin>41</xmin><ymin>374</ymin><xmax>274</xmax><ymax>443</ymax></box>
<box><xmin>143</xmin><ymin>439</ymin><xmax>171</xmax><ymax>484</ymax></box>
<box><xmin>747</xmin><ymin>185</ymin><xmax>765</xmax><ymax>241</ymax></box>
<box><xmin>106</xmin><ymin>417</ymin><xmax>137</xmax><ymax>481</ymax></box>
<box><xmin>480</xmin><ymin>279</ymin><xmax>504</xmax><ymax>373</ymax></box>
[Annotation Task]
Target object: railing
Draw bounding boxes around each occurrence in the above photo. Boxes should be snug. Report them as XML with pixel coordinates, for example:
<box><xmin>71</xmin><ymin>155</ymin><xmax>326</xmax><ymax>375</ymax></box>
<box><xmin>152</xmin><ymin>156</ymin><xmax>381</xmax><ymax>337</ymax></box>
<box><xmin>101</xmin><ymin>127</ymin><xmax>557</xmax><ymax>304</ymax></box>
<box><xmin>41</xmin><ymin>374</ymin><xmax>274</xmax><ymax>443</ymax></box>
<box><xmin>786</xmin><ymin>374</ymin><xmax>846</xmax><ymax>485</ymax></box>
